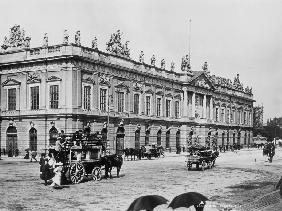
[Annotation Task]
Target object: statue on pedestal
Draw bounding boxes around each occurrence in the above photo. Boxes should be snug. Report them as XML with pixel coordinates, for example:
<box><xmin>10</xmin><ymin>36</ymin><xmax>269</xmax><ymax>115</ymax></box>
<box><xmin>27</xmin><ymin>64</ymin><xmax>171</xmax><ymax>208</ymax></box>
<box><xmin>63</xmin><ymin>29</ymin><xmax>69</xmax><ymax>45</ymax></box>
<box><xmin>139</xmin><ymin>51</ymin><xmax>144</xmax><ymax>63</ymax></box>
<box><xmin>42</xmin><ymin>33</ymin><xmax>48</xmax><ymax>47</ymax></box>
<box><xmin>202</xmin><ymin>62</ymin><xmax>208</xmax><ymax>71</ymax></box>
<box><xmin>170</xmin><ymin>61</ymin><xmax>175</xmax><ymax>72</ymax></box>
<box><xmin>24</xmin><ymin>37</ymin><xmax>31</xmax><ymax>48</ymax></box>
<box><xmin>181</xmin><ymin>54</ymin><xmax>191</xmax><ymax>71</ymax></box>
<box><xmin>161</xmin><ymin>59</ymin><xmax>165</xmax><ymax>69</ymax></box>
<box><xmin>92</xmin><ymin>37</ymin><xmax>98</xmax><ymax>49</ymax></box>
<box><xmin>75</xmin><ymin>30</ymin><xmax>81</xmax><ymax>46</ymax></box>
<box><xmin>151</xmin><ymin>54</ymin><xmax>156</xmax><ymax>66</ymax></box>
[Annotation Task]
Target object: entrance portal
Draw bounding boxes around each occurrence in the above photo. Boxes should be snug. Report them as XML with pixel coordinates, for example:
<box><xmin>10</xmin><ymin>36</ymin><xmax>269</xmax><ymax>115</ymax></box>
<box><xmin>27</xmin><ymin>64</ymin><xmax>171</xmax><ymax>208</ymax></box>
<box><xmin>6</xmin><ymin>126</ymin><xmax>18</xmax><ymax>157</ymax></box>
<box><xmin>116</xmin><ymin>126</ymin><xmax>125</xmax><ymax>155</ymax></box>
<box><xmin>29</xmin><ymin>127</ymin><xmax>37</xmax><ymax>151</ymax></box>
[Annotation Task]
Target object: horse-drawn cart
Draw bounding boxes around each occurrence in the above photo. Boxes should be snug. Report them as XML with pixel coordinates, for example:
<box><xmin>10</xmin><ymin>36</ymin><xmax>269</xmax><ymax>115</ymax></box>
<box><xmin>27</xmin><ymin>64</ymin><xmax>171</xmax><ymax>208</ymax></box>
<box><xmin>68</xmin><ymin>145</ymin><xmax>104</xmax><ymax>183</ymax></box>
<box><xmin>185</xmin><ymin>145</ymin><xmax>218</xmax><ymax>171</ymax></box>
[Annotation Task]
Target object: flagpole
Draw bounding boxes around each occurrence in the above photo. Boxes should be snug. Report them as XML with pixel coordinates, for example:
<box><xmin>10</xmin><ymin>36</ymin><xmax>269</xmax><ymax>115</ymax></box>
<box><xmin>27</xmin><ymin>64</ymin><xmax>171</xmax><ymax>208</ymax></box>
<box><xmin>188</xmin><ymin>19</ymin><xmax>192</xmax><ymax>65</ymax></box>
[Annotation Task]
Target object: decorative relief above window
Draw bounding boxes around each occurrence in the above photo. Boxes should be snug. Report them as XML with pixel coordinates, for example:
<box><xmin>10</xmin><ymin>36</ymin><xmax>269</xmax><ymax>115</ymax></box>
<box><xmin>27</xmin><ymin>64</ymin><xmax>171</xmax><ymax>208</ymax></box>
<box><xmin>82</xmin><ymin>77</ymin><xmax>95</xmax><ymax>84</ymax></box>
<box><xmin>27</xmin><ymin>73</ymin><xmax>41</xmax><ymax>84</ymax></box>
<box><xmin>47</xmin><ymin>76</ymin><xmax>62</xmax><ymax>82</ymax></box>
<box><xmin>2</xmin><ymin>78</ymin><xmax>21</xmax><ymax>87</ymax></box>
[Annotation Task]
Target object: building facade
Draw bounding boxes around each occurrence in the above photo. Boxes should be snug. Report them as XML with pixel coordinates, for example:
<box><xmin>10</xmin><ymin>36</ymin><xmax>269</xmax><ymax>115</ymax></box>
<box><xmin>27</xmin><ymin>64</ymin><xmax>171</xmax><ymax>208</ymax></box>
<box><xmin>0</xmin><ymin>26</ymin><xmax>254</xmax><ymax>156</ymax></box>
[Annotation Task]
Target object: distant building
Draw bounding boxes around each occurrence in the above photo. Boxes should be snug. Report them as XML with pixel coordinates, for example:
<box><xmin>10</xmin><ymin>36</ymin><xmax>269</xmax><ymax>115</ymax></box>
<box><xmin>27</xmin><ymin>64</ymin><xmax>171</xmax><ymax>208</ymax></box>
<box><xmin>0</xmin><ymin>25</ymin><xmax>254</xmax><ymax>156</ymax></box>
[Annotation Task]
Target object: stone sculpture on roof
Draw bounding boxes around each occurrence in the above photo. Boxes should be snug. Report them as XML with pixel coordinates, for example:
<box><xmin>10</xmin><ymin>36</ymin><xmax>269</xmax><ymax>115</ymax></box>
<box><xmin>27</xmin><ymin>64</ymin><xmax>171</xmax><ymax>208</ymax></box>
<box><xmin>181</xmin><ymin>54</ymin><xmax>191</xmax><ymax>71</ymax></box>
<box><xmin>161</xmin><ymin>59</ymin><xmax>165</xmax><ymax>69</ymax></box>
<box><xmin>233</xmin><ymin>74</ymin><xmax>243</xmax><ymax>91</ymax></box>
<box><xmin>1</xmin><ymin>25</ymin><xmax>31</xmax><ymax>50</ymax></box>
<box><xmin>151</xmin><ymin>55</ymin><xmax>156</xmax><ymax>66</ymax></box>
<box><xmin>63</xmin><ymin>30</ymin><xmax>69</xmax><ymax>45</ymax></box>
<box><xmin>202</xmin><ymin>62</ymin><xmax>208</xmax><ymax>71</ymax></box>
<box><xmin>170</xmin><ymin>61</ymin><xmax>175</xmax><ymax>72</ymax></box>
<box><xmin>75</xmin><ymin>31</ymin><xmax>81</xmax><ymax>46</ymax></box>
<box><xmin>92</xmin><ymin>37</ymin><xmax>98</xmax><ymax>49</ymax></box>
<box><xmin>43</xmin><ymin>33</ymin><xmax>48</xmax><ymax>47</ymax></box>
<box><xmin>139</xmin><ymin>51</ymin><xmax>144</xmax><ymax>63</ymax></box>
<box><xmin>106</xmin><ymin>30</ymin><xmax>130</xmax><ymax>58</ymax></box>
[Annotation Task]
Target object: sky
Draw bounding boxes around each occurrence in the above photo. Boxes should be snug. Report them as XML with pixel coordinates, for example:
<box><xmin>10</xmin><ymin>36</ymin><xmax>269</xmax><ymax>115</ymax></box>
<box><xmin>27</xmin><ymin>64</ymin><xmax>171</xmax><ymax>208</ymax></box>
<box><xmin>0</xmin><ymin>0</ymin><xmax>281</xmax><ymax>121</ymax></box>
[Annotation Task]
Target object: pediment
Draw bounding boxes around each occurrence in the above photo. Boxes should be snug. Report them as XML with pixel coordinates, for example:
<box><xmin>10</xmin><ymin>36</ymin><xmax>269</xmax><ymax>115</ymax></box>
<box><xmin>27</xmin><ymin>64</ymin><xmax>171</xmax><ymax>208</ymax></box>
<box><xmin>165</xmin><ymin>93</ymin><xmax>173</xmax><ymax>98</ymax></box>
<box><xmin>156</xmin><ymin>91</ymin><xmax>164</xmax><ymax>96</ymax></box>
<box><xmin>2</xmin><ymin>78</ymin><xmax>21</xmax><ymax>87</ymax></box>
<box><xmin>47</xmin><ymin>76</ymin><xmax>62</xmax><ymax>82</ymax></box>
<box><xmin>115</xmin><ymin>82</ymin><xmax>129</xmax><ymax>91</ymax></box>
<box><xmin>189</xmin><ymin>73</ymin><xmax>215</xmax><ymax>90</ymax></box>
<box><xmin>174</xmin><ymin>94</ymin><xmax>182</xmax><ymax>100</ymax></box>
<box><xmin>145</xmin><ymin>89</ymin><xmax>154</xmax><ymax>95</ymax></box>
<box><xmin>82</xmin><ymin>77</ymin><xmax>95</xmax><ymax>84</ymax></box>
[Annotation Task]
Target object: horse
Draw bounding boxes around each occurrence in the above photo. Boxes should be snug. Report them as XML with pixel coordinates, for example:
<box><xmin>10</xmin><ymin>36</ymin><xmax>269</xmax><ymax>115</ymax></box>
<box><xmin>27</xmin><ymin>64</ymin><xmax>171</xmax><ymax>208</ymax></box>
<box><xmin>263</xmin><ymin>142</ymin><xmax>275</xmax><ymax>163</ymax></box>
<box><xmin>101</xmin><ymin>154</ymin><xmax>123</xmax><ymax>179</ymax></box>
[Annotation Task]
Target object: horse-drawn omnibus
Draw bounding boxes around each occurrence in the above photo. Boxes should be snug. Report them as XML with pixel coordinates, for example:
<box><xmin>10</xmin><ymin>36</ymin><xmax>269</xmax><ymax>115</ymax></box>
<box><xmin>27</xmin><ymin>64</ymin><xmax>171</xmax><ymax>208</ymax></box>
<box><xmin>185</xmin><ymin>145</ymin><xmax>219</xmax><ymax>171</ymax></box>
<box><xmin>45</xmin><ymin>131</ymin><xmax>123</xmax><ymax>184</ymax></box>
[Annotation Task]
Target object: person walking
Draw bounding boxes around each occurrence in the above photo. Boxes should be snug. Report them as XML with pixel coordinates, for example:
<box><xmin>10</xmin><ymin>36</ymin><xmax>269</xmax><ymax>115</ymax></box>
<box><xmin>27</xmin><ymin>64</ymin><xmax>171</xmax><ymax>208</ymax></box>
<box><xmin>30</xmin><ymin>151</ymin><xmax>37</xmax><ymax>162</ymax></box>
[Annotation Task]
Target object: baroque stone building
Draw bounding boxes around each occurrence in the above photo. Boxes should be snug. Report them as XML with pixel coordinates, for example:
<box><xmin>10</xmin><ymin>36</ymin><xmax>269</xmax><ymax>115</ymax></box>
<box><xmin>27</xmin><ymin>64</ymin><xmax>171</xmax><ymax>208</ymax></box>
<box><xmin>0</xmin><ymin>25</ymin><xmax>254</xmax><ymax>156</ymax></box>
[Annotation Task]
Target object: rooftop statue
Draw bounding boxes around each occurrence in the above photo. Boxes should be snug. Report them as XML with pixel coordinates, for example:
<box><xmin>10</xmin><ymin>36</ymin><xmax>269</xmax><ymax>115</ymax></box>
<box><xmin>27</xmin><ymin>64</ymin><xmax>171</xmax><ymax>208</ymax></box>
<box><xmin>42</xmin><ymin>33</ymin><xmax>48</xmax><ymax>47</ymax></box>
<box><xmin>92</xmin><ymin>37</ymin><xmax>98</xmax><ymax>49</ymax></box>
<box><xmin>63</xmin><ymin>29</ymin><xmax>69</xmax><ymax>45</ymax></box>
<box><xmin>233</xmin><ymin>74</ymin><xmax>243</xmax><ymax>91</ymax></box>
<box><xmin>106</xmin><ymin>30</ymin><xmax>130</xmax><ymax>58</ymax></box>
<box><xmin>181</xmin><ymin>54</ymin><xmax>191</xmax><ymax>71</ymax></box>
<box><xmin>170</xmin><ymin>61</ymin><xmax>175</xmax><ymax>72</ymax></box>
<box><xmin>139</xmin><ymin>51</ymin><xmax>144</xmax><ymax>63</ymax></box>
<box><xmin>151</xmin><ymin>54</ymin><xmax>156</xmax><ymax>66</ymax></box>
<box><xmin>75</xmin><ymin>30</ymin><xmax>81</xmax><ymax>46</ymax></box>
<box><xmin>1</xmin><ymin>25</ymin><xmax>31</xmax><ymax>50</ymax></box>
<box><xmin>202</xmin><ymin>62</ymin><xmax>208</xmax><ymax>71</ymax></box>
<box><xmin>161</xmin><ymin>59</ymin><xmax>165</xmax><ymax>69</ymax></box>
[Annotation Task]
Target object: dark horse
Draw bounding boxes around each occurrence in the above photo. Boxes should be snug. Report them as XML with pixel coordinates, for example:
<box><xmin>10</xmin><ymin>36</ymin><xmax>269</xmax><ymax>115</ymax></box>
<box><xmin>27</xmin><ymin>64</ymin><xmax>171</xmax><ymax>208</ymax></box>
<box><xmin>123</xmin><ymin>148</ymin><xmax>142</xmax><ymax>160</ymax></box>
<box><xmin>101</xmin><ymin>154</ymin><xmax>123</xmax><ymax>179</ymax></box>
<box><xmin>263</xmin><ymin>142</ymin><xmax>275</xmax><ymax>163</ymax></box>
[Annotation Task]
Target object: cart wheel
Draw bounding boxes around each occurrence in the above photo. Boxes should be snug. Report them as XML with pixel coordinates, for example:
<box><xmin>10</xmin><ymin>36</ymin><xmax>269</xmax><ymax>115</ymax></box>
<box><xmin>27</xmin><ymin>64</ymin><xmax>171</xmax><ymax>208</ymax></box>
<box><xmin>201</xmin><ymin>161</ymin><xmax>206</xmax><ymax>171</ymax></box>
<box><xmin>92</xmin><ymin>167</ymin><xmax>102</xmax><ymax>181</ymax></box>
<box><xmin>70</xmin><ymin>162</ymin><xmax>85</xmax><ymax>184</ymax></box>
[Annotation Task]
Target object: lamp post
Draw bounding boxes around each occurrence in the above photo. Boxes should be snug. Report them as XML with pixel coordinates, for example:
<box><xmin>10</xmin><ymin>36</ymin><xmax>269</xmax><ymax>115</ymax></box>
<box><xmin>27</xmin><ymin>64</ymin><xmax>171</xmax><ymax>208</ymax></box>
<box><xmin>107</xmin><ymin>93</ymin><xmax>113</xmax><ymax>153</ymax></box>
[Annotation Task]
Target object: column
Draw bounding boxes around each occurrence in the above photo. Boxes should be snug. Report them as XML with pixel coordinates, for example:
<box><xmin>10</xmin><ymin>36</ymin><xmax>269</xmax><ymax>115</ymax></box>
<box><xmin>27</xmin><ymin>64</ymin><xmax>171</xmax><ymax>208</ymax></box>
<box><xmin>182</xmin><ymin>87</ymin><xmax>188</xmax><ymax>118</ymax></box>
<box><xmin>203</xmin><ymin>94</ymin><xmax>206</xmax><ymax>118</ymax></box>
<box><xmin>191</xmin><ymin>92</ymin><xmax>195</xmax><ymax>118</ymax></box>
<box><xmin>210</xmin><ymin>96</ymin><xmax>213</xmax><ymax>120</ymax></box>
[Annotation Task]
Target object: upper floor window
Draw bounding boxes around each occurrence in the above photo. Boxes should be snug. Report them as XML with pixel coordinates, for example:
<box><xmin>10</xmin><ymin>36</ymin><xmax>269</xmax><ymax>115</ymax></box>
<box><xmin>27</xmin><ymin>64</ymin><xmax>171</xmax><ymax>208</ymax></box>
<box><xmin>8</xmin><ymin>88</ymin><xmax>16</xmax><ymax>111</ymax></box>
<box><xmin>117</xmin><ymin>92</ymin><xmax>124</xmax><ymax>112</ymax></box>
<box><xmin>146</xmin><ymin>96</ymin><xmax>151</xmax><ymax>116</ymax></box>
<box><xmin>83</xmin><ymin>86</ymin><xmax>91</xmax><ymax>110</ymax></box>
<box><xmin>156</xmin><ymin>98</ymin><xmax>161</xmax><ymax>117</ymax></box>
<box><xmin>50</xmin><ymin>85</ymin><xmax>59</xmax><ymax>109</ymax></box>
<box><xmin>215</xmin><ymin>107</ymin><xmax>219</xmax><ymax>122</ymax></box>
<box><xmin>175</xmin><ymin>101</ymin><xmax>180</xmax><ymax>118</ymax></box>
<box><xmin>166</xmin><ymin>99</ymin><xmax>171</xmax><ymax>117</ymax></box>
<box><xmin>221</xmin><ymin>108</ymin><xmax>225</xmax><ymax>122</ymax></box>
<box><xmin>31</xmin><ymin>86</ymin><xmax>39</xmax><ymax>110</ymax></box>
<box><xmin>244</xmin><ymin>111</ymin><xmax>247</xmax><ymax>124</ymax></box>
<box><xmin>133</xmin><ymin>94</ymin><xmax>139</xmax><ymax>114</ymax></box>
<box><xmin>100</xmin><ymin>88</ymin><xmax>107</xmax><ymax>112</ymax></box>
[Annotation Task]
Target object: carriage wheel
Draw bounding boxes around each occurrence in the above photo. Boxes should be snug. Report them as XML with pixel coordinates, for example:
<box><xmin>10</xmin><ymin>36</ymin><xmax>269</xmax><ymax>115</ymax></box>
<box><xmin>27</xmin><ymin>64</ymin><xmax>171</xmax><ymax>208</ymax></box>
<box><xmin>92</xmin><ymin>167</ymin><xmax>102</xmax><ymax>181</ymax></box>
<box><xmin>201</xmin><ymin>161</ymin><xmax>206</xmax><ymax>171</ymax></box>
<box><xmin>70</xmin><ymin>162</ymin><xmax>85</xmax><ymax>184</ymax></box>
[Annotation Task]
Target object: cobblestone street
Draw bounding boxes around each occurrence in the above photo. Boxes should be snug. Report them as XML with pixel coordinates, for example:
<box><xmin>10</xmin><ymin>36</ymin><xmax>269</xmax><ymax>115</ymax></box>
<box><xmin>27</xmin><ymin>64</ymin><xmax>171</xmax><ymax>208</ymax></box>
<box><xmin>0</xmin><ymin>148</ymin><xmax>282</xmax><ymax>211</ymax></box>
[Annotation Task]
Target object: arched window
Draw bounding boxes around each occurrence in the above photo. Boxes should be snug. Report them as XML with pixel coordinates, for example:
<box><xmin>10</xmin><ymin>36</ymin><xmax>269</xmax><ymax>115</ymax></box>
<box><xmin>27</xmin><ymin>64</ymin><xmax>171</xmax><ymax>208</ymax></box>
<box><xmin>145</xmin><ymin>130</ymin><xmax>150</xmax><ymax>146</ymax></box>
<box><xmin>176</xmin><ymin>130</ymin><xmax>180</xmax><ymax>150</ymax></box>
<box><xmin>222</xmin><ymin>132</ymin><xmax>225</xmax><ymax>146</ymax></box>
<box><xmin>49</xmin><ymin>126</ymin><xmax>58</xmax><ymax>146</ymax></box>
<box><xmin>29</xmin><ymin>127</ymin><xmax>37</xmax><ymax>151</ymax></box>
<box><xmin>6</xmin><ymin>126</ymin><xmax>18</xmax><ymax>157</ymax></box>
<box><xmin>135</xmin><ymin>129</ymin><xmax>140</xmax><ymax>149</ymax></box>
<box><xmin>166</xmin><ymin>130</ymin><xmax>170</xmax><ymax>149</ymax></box>
<box><xmin>233</xmin><ymin>133</ymin><xmax>236</xmax><ymax>145</ymax></box>
<box><xmin>157</xmin><ymin>130</ymin><xmax>162</xmax><ymax>146</ymax></box>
